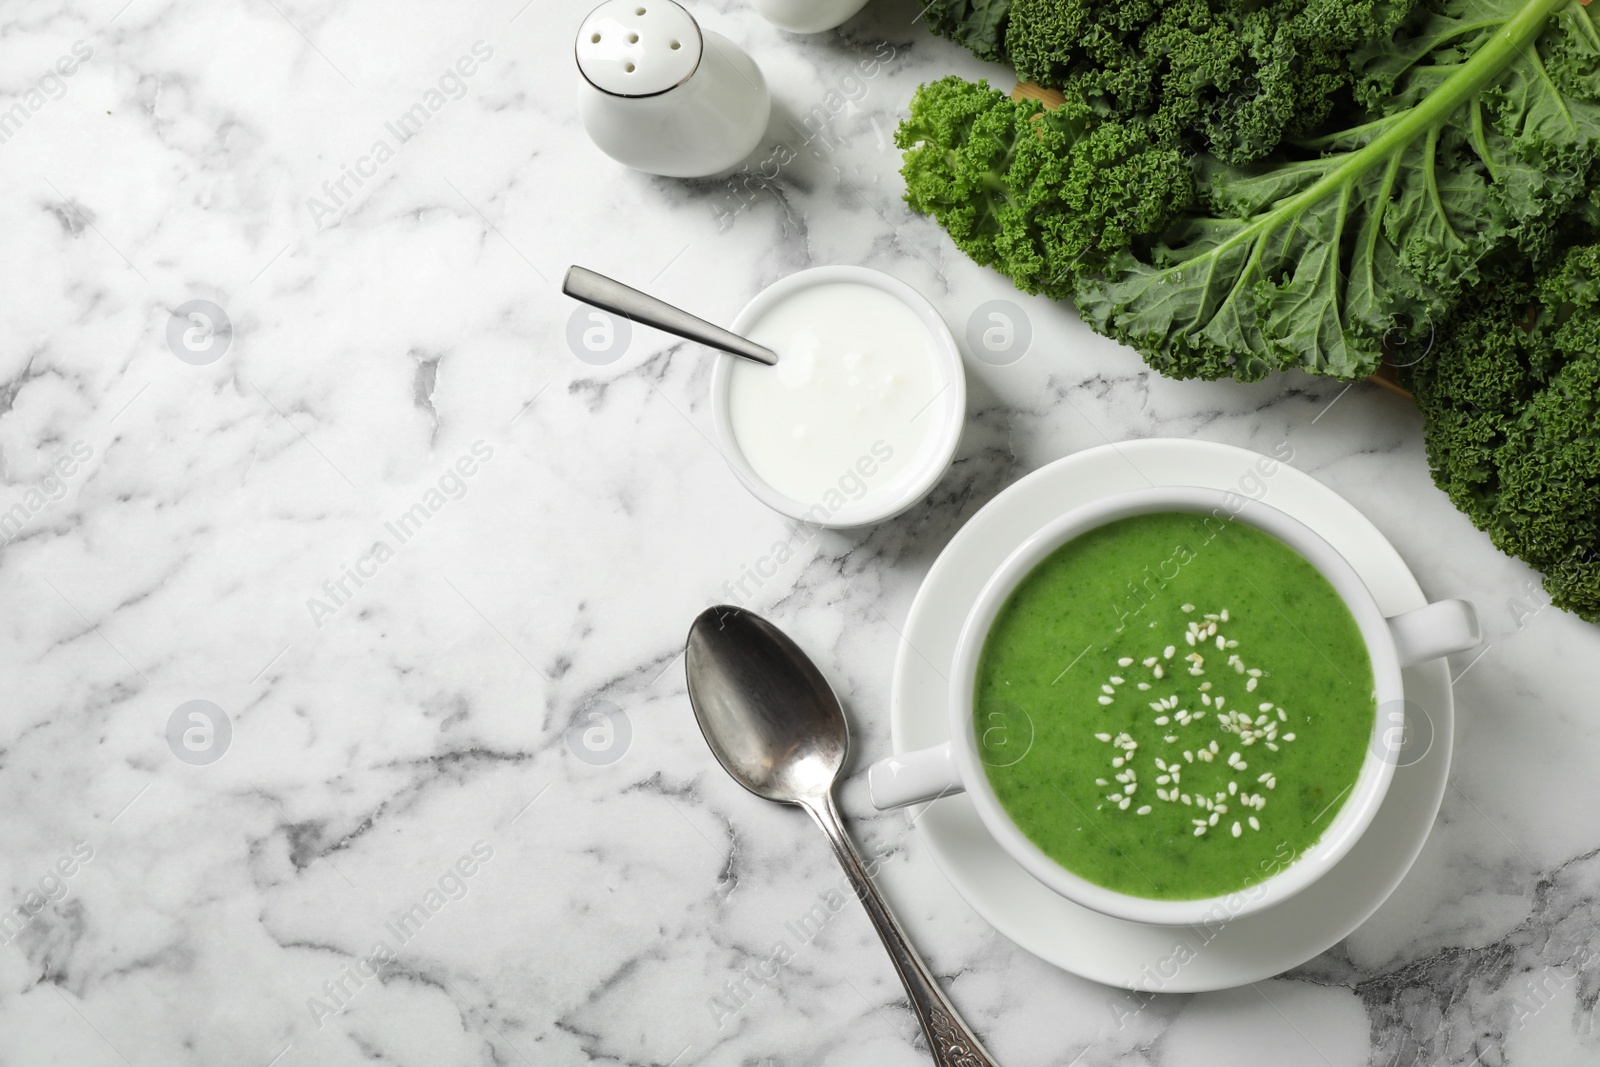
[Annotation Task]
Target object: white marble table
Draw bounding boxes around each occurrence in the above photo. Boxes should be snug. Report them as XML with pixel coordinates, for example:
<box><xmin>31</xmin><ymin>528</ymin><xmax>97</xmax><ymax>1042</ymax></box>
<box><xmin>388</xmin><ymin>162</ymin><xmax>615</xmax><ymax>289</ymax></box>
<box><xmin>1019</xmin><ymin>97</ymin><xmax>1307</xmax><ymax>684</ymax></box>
<box><xmin>1</xmin><ymin>0</ymin><xmax>1595</xmax><ymax>1064</ymax></box>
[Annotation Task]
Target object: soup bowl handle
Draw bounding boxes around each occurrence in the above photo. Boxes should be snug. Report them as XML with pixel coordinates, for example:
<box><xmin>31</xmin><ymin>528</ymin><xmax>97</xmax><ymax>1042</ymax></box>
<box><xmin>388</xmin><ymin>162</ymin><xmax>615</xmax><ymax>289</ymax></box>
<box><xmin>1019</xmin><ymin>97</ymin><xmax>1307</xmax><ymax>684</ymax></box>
<box><xmin>868</xmin><ymin>742</ymin><xmax>964</xmax><ymax>810</ymax></box>
<box><xmin>1387</xmin><ymin>599</ymin><xmax>1481</xmax><ymax>668</ymax></box>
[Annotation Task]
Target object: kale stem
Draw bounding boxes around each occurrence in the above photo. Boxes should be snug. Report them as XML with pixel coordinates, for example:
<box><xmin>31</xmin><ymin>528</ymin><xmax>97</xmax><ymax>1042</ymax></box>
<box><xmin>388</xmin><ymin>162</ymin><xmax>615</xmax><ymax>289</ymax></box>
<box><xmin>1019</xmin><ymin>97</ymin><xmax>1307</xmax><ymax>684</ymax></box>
<box><xmin>1423</xmin><ymin>126</ymin><xmax>1461</xmax><ymax>244</ymax></box>
<box><xmin>1290</xmin><ymin>0</ymin><xmax>1567</xmax><ymax>208</ymax></box>
<box><xmin>1471</xmin><ymin>98</ymin><xmax>1499</xmax><ymax>180</ymax></box>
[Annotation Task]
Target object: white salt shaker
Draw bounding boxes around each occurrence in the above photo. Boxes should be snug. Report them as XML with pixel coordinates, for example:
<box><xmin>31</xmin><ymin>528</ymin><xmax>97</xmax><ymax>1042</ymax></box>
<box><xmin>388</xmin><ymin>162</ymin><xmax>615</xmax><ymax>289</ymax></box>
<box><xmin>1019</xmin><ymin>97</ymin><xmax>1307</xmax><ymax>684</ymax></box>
<box><xmin>576</xmin><ymin>0</ymin><xmax>770</xmax><ymax>178</ymax></box>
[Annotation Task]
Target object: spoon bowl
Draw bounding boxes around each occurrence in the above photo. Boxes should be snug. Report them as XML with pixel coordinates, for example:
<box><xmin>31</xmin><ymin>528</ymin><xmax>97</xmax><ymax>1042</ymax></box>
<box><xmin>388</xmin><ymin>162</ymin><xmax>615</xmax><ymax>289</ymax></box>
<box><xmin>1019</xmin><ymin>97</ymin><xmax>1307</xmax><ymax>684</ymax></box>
<box><xmin>685</xmin><ymin>606</ymin><xmax>845</xmax><ymax>804</ymax></box>
<box><xmin>684</xmin><ymin>605</ymin><xmax>996</xmax><ymax>1067</ymax></box>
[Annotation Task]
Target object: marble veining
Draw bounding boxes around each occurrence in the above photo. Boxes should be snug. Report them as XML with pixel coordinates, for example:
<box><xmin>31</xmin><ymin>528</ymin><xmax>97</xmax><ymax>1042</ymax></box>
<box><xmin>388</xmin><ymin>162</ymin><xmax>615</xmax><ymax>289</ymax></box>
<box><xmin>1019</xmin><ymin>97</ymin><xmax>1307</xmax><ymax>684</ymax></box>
<box><xmin>0</xmin><ymin>0</ymin><xmax>1596</xmax><ymax>1064</ymax></box>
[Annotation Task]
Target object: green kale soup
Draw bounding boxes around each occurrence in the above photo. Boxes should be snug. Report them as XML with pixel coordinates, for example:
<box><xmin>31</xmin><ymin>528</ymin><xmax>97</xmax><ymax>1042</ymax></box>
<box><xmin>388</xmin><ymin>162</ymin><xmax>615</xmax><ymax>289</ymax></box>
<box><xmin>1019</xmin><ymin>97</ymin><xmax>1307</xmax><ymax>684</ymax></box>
<box><xmin>975</xmin><ymin>511</ymin><xmax>1375</xmax><ymax>900</ymax></box>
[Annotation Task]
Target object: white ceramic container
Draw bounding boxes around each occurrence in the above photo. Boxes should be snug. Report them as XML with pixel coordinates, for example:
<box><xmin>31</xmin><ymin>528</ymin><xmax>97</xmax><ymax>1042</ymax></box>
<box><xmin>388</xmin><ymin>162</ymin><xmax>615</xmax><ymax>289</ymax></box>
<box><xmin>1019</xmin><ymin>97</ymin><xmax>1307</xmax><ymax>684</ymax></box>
<box><xmin>709</xmin><ymin>266</ymin><xmax>966</xmax><ymax>528</ymax></box>
<box><xmin>576</xmin><ymin>0</ymin><xmax>769</xmax><ymax>178</ymax></box>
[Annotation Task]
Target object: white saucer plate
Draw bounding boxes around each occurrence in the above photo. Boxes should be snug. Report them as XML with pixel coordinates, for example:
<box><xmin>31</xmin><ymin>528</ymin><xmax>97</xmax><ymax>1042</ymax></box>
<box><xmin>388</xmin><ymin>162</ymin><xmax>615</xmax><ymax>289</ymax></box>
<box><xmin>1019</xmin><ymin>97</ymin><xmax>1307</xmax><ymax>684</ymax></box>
<box><xmin>888</xmin><ymin>439</ymin><xmax>1452</xmax><ymax>992</ymax></box>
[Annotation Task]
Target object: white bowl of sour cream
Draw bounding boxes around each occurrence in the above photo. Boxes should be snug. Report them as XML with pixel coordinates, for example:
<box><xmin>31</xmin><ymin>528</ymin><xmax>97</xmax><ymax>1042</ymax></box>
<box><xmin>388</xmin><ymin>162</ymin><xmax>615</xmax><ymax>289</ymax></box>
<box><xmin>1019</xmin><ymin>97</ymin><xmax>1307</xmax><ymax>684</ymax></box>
<box><xmin>710</xmin><ymin>267</ymin><xmax>966</xmax><ymax>528</ymax></box>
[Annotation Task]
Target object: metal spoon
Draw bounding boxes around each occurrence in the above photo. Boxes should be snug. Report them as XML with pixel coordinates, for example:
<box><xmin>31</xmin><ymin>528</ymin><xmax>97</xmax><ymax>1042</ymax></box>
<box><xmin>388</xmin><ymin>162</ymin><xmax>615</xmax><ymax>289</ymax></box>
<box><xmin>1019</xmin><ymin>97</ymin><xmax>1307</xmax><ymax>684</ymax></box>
<box><xmin>563</xmin><ymin>265</ymin><xmax>778</xmax><ymax>366</ymax></box>
<box><xmin>684</xmin><ymin>605</ymin><xmax>997</xmax><ymax>1067</ymax></box>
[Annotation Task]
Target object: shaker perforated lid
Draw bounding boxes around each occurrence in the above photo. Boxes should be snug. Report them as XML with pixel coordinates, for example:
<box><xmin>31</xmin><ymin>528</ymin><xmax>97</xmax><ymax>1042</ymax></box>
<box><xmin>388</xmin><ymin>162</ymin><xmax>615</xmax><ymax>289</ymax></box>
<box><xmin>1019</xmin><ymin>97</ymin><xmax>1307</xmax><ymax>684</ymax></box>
<box><xmin>576</xmin><ymin>0</ymin><xmax>703</xmax><ymax>98</ymax></box>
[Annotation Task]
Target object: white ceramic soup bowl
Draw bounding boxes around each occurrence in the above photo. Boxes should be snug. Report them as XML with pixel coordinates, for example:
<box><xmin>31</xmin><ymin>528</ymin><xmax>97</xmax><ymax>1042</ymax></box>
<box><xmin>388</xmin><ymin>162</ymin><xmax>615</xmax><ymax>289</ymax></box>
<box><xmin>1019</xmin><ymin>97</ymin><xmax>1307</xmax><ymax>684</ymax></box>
<box><xmin>709</xmin><ymin>266</ymin><xmax>966</xmax><ymax>528</ymax></box>
<box><xmin>867</xmin><ymin>486</ymin><xmax>1481</xmax><ymax>927</ymax></box>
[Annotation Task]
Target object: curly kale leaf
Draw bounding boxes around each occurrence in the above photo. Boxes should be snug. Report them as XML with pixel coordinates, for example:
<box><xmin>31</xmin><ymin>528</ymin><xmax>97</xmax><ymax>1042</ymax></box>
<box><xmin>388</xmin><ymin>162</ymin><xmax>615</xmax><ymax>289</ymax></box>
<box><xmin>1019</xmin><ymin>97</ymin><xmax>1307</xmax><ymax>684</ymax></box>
<box><xmin>896</xmin><ymin>77</ymin><xmax>1194</xmax><ymax>300</ymax></box>
<box><xmin>1074</xmin><ymin>0</ymin><xmax>1600</xmax><ymax>382</ymax></box>
<box><xmin>1411</xmin><ymin>240</ymin><xmax>1600</xmax><ymax>623</ymax></box>
<box><xmin>1003</xmin><ymin>0</ymin><xmax>1420</xmax><ymax>166</ymax></box>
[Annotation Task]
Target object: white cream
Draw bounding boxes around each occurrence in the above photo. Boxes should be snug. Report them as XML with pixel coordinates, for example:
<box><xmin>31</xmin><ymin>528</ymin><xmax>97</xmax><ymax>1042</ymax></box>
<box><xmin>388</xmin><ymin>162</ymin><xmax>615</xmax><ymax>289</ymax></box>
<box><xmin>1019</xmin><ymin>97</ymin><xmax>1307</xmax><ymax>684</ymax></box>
<box><xmin>727</xmin><ymin>281</ymin><xmax>943</xmax><ymax>506</ymax></box>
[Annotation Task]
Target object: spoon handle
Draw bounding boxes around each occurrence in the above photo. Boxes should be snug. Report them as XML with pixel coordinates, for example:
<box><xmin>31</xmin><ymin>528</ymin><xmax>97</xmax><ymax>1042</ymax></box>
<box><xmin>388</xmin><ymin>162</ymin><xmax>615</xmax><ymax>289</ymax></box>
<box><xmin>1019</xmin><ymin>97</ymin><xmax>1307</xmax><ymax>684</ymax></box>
<box><xmin>802</xmin><ymin>792</ymin><xmax>998</xmax><ymax>1067</ymax></box>
<box><xmin>562</xmin><ymin>265</ymin><xmax>779</xmax><ymax>366</ymax></box>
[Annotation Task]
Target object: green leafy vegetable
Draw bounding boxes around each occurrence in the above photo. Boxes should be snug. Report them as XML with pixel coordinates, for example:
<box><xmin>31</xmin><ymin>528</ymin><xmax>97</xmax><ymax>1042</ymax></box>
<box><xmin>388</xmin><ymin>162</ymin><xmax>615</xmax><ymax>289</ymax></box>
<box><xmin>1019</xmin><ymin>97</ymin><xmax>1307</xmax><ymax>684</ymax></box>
<box><xmin>903</xmin><ymin>0</ymin><xmax>1600</xmax><ymax>624</ymax></box>
<box><xmin>1078</xmin><ymin>0</ymin><xmax>1600</xmax><ymax>382</ymax></box>
<box><xmin>902</xmin><ymin>0</ymin><xmax>1600</xmax><ymax>381</ymax></box>
<box><xmin>897</xmin><ymin>77</ymin><xmax>1193</xmax><ymax>300</ymax></box>
<box><xmin>1409</xmin><ymin>239</ymin><xmax>1600</xmax><ymax>622</ymax></box>
<box><xmin>1005</xmin><ymin>0</ymin><xmax>1421</xmax><ymax>165</ymax></box>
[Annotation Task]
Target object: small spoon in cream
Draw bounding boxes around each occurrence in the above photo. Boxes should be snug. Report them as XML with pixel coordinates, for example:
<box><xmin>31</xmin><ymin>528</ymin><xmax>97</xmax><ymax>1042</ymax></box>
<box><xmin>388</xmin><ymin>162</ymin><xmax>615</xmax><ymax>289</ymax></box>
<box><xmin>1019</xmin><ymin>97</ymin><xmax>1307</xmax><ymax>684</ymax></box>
<box><xmin>562</xmin><ymin>265</ymin><xmax>778</xmax><ymax>366</ymax></box>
